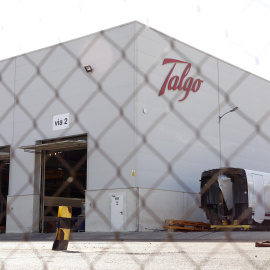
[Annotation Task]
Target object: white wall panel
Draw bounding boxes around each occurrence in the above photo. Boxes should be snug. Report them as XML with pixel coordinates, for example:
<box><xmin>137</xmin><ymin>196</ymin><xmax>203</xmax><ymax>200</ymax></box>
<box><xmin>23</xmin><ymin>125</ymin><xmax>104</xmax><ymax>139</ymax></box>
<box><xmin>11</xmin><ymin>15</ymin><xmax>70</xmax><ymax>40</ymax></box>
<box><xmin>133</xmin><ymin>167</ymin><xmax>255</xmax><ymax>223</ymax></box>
<box><xmin>136</xmin><ymin>23</ymin><xmax>219</xmax><ymax>193</ymax></box>
<box><xmin>0</xmin><ymin>59</ymin><xmax>15</xmax><ymax>145</ymax></box>
<box><xmin>218</xmin><ymin>60</ymin><xmax>270</xmax><ymax>170</ymax></box>
<box><xmin>138</xmin><ymin>188</ymin><xmax>207</xmax><ymax>231</ymax></box>
<box><xmin>6</xmin><ymin>195</ymin><xmax>39</xmax><ymax>233</ymax></box>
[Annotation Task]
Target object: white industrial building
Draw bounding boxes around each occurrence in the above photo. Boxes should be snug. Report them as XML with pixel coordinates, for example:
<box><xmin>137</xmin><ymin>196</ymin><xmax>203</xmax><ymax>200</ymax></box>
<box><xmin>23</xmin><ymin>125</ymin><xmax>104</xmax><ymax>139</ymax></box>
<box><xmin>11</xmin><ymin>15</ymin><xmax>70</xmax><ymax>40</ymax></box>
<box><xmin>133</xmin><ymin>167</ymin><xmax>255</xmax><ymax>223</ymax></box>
<box><xmin>0</xmin><ymin>21</ymin><xmax>269</xmax><ymax>233</ymax></box>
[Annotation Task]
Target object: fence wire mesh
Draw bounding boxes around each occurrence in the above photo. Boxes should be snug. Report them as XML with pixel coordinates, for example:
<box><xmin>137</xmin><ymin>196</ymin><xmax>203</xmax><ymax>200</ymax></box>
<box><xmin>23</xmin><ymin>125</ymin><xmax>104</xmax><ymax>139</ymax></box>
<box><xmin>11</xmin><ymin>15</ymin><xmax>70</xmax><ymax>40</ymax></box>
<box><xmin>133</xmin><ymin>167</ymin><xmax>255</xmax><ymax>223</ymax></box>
<box><xmin>0</xmin><ymin>2</ymin><xmax>270</xmax><ymax>269</ymax></box>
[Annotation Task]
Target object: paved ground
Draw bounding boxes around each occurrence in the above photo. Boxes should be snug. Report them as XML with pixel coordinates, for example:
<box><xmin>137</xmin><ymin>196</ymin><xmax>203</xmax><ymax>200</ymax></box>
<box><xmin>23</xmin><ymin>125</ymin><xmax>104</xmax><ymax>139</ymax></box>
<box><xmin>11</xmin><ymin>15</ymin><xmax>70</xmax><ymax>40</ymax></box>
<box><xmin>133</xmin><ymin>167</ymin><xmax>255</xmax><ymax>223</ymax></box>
<box><xmin>0</xmin><ymin>232</ymin><xmax>270</xmax><ymax>269</ymax></box>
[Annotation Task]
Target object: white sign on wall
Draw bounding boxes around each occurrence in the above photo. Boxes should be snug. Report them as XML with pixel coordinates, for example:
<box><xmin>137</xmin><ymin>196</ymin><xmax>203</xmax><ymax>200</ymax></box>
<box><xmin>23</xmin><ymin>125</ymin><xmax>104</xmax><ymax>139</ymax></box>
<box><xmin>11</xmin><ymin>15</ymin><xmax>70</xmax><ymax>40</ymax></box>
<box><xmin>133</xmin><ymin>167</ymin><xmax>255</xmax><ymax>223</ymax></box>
<box><xmin>53</xmin><ymin>113</ymin><xmax>70</xmax><ymax>130</ymax></box>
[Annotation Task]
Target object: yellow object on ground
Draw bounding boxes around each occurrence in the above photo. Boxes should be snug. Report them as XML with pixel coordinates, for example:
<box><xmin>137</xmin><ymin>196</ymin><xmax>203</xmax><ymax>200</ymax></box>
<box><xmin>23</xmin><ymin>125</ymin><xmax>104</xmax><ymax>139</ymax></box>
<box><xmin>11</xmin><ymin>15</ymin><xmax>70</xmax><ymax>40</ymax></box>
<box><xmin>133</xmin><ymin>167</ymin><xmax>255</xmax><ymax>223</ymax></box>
<box><xmin>52</xmin><ymin>206</ymin><xmax>72</xmax><ymax>251</ymax></box>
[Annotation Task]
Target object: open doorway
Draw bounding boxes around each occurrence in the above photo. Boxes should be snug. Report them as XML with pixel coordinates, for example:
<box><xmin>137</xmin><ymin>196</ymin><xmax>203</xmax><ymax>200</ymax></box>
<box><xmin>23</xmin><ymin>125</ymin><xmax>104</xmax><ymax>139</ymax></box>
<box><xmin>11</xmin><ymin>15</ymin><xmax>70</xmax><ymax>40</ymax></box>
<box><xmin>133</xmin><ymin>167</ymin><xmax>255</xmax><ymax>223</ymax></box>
<box><xmin>20</xmin><ymin>135</ymin><xmax>87</xmax><ymax>233</ymax></box>
<box><xmin>0</xmin><ymin>146</ymin><xmax>10</xmax><ymax>233</ymax></box>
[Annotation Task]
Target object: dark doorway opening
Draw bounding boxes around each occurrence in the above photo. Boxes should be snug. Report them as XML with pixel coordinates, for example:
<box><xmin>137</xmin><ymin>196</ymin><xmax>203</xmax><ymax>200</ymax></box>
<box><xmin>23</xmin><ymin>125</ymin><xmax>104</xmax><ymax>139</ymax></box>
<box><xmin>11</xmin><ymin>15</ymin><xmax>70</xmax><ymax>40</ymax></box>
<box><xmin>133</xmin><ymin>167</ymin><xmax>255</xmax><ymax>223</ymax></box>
<box><xmin>42</xmin><ymin>137</ymin><xmax>87</xmax><ymax>233</ymax></box>
<box><xmin>0</xmin><ymin>146</ymin><xmax>10</xmax><ymax>233</ymax></box>
<box><xmin>43</xmin><ymin>147</ymin><xmax>86</xmax><ymax>232</ymax></box>
<box><xmin>20</xmin><ymin>135</ymin><xmax>87</xmax><ymax>233</ymax></box>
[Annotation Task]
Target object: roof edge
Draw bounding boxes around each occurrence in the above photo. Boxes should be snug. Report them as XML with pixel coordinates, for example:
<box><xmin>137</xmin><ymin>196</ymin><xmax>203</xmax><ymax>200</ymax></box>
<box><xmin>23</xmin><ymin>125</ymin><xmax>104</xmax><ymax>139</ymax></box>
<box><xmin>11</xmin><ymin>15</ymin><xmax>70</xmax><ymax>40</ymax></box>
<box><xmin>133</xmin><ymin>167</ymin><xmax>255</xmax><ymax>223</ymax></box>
<box><xmin>0</xmin><ymin>20</ymin><xmax>269</xmax><ymax>83</ymax></box>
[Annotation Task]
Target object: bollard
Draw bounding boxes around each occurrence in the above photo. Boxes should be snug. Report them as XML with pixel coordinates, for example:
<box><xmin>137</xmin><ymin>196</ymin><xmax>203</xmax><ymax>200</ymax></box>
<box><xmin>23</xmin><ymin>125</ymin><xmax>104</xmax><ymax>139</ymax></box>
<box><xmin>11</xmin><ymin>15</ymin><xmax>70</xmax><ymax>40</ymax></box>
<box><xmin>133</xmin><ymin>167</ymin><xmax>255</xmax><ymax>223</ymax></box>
<box><xmin>52</xmin><ymin>206</ymin><xmax>72</xmax><ymax>251</ymax></box>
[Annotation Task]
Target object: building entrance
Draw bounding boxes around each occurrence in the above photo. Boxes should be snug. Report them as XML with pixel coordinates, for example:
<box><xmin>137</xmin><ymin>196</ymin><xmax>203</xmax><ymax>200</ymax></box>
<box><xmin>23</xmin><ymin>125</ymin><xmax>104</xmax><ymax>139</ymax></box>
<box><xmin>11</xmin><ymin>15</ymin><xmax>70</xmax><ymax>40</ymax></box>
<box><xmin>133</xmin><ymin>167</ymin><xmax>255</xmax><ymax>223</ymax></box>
<box><xmin>20</xmin><ymin>135</ymin><xmax>87</xmax><ymax>233</ymax></box>
<box><xmin>0</xmin><ymin>146</ymin><xmax>10</xmax><ymax>233</ymax></box>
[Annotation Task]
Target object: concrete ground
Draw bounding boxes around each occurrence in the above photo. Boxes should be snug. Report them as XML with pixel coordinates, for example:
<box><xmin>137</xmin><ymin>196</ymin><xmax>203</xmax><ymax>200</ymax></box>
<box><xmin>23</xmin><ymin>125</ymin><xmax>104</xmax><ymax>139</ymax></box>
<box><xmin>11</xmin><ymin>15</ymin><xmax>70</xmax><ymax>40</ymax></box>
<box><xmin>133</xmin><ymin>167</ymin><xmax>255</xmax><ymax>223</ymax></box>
<box><xmin>0</xmin><ymin>232</ymin><xmax>270</xmax><ymax>269</ymax></box>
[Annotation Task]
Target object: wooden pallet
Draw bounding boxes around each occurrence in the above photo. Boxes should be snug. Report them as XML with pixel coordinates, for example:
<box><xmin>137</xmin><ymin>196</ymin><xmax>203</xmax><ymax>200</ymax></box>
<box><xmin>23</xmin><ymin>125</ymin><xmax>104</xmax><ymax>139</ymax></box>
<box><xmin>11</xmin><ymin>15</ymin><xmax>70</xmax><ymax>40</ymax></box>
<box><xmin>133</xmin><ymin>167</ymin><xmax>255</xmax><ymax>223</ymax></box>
<box><xmin>163</xmin><ymin>219</ymin><xmax>211</xmax><ymax>232</ymax></box>
<box><xmin>211</xmin><ymin>224</ymin><xmax>251</xmax><ymax>231</ymax></box>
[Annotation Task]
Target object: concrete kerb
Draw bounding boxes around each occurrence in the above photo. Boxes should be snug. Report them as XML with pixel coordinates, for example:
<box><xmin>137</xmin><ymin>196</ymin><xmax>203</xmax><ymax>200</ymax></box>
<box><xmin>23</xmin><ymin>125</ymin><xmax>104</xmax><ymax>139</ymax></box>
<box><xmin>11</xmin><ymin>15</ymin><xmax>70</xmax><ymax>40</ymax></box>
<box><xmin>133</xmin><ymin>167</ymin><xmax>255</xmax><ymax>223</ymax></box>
<box><xmin>0</xmin><ymin>231</ymin><xmax>270</xmax><ymax>242</ymax></box>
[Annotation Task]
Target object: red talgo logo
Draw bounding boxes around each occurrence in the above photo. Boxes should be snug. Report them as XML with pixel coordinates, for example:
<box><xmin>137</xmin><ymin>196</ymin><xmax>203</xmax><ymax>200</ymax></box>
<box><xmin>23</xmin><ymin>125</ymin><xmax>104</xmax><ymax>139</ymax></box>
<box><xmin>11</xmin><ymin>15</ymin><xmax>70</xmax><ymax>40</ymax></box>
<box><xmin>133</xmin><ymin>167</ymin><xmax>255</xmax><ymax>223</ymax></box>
<box><xmin>159</xmin><ymin>58</ymin><xmax>204</xmax><ymax>101</ymax></box>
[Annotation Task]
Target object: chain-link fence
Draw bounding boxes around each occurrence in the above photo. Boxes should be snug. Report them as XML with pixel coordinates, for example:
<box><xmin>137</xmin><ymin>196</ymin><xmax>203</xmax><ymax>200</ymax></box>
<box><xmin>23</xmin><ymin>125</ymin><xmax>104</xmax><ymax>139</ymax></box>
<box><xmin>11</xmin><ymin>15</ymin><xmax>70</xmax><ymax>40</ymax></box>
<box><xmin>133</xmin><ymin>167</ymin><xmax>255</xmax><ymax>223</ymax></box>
<box><xmin>0</xmin><ymin>5</ymin><xmax>270</xmax><ymax>268</ymax></box>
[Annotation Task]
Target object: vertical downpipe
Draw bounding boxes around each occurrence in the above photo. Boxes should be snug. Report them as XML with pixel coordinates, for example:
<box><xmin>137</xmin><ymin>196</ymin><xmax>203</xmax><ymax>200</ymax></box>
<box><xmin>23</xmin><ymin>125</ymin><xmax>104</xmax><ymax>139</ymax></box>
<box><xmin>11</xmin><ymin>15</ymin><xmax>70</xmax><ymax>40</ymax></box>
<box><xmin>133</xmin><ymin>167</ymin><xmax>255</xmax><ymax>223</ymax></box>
<box><xmin>217</xmin><ymin>59</ymin><xmax>221</xmax><ymax>169</ymax></box>
<box><xmin>134</xmin><ymin>22</ymin><xmax>139</xmax><ymax>231</ymax></box>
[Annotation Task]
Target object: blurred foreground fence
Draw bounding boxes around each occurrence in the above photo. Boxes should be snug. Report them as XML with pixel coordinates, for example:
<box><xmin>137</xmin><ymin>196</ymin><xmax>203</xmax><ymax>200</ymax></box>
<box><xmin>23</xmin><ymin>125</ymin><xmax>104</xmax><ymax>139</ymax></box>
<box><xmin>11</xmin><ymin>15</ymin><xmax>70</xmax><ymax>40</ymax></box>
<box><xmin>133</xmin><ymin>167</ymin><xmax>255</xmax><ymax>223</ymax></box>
<box><xmin>1</xmin><ymin>9</ymin><xmax>270</xmax><ymax>269</ymax></box>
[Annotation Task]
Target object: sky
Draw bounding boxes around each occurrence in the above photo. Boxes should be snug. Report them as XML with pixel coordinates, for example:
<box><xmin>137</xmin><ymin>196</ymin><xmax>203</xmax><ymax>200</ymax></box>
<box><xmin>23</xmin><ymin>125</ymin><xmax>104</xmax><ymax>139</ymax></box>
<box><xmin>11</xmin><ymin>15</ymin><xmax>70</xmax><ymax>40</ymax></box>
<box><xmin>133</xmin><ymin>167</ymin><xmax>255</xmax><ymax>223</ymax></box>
<box><xmin>0</xmin><ymin>0</ymin><xmax>270</xmax><ymax>81</ymax></box>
